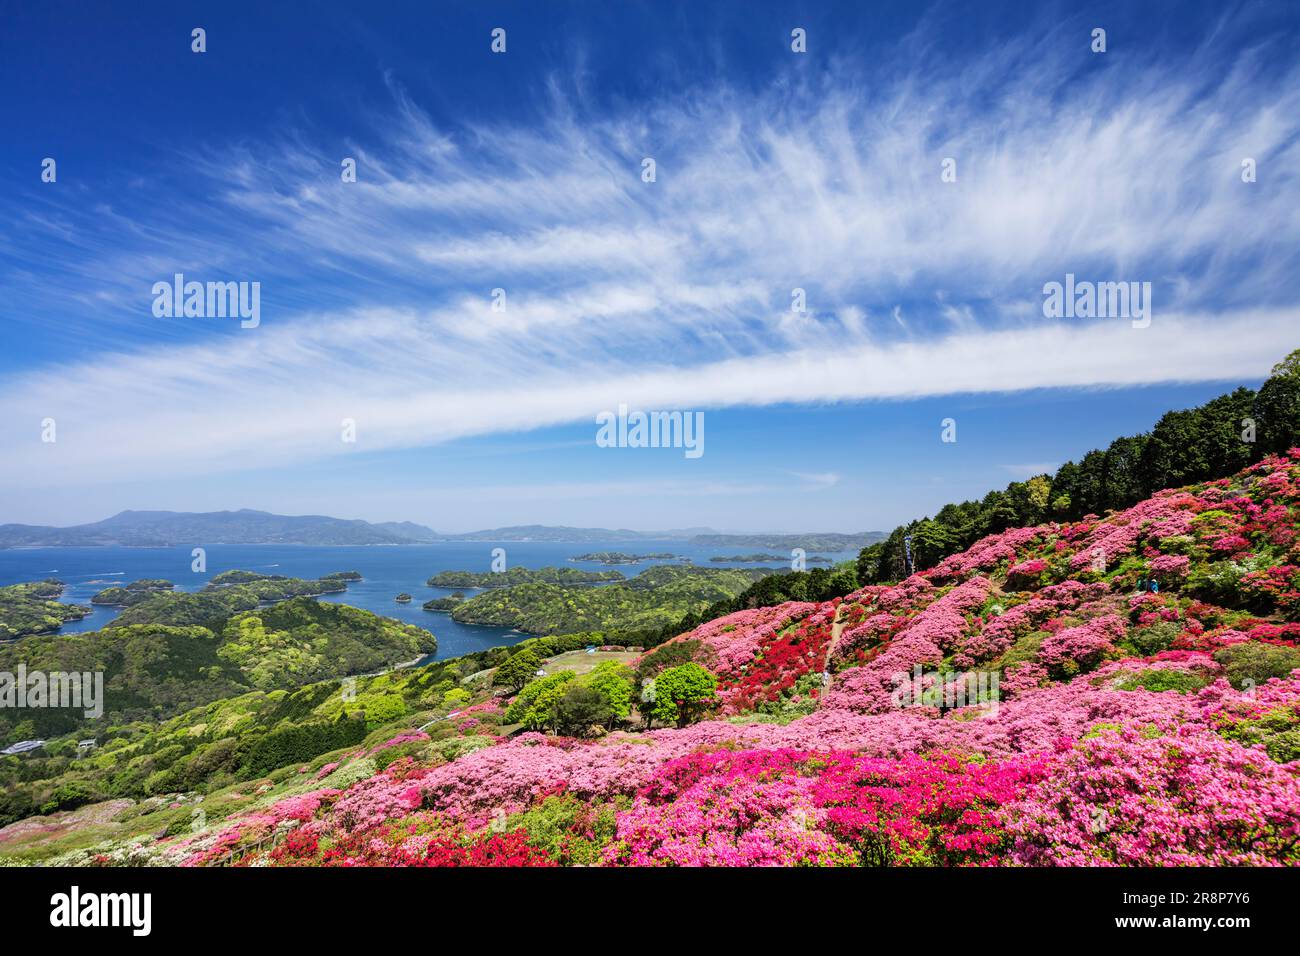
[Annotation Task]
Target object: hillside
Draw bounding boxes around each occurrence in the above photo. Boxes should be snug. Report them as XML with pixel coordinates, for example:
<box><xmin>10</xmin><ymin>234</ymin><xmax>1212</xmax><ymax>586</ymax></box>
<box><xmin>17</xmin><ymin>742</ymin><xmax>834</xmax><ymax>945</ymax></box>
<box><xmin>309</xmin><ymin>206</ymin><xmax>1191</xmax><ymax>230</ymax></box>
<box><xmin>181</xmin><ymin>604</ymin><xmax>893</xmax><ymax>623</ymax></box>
<box><xmin>0</xmin><ymin>588</ymin><xmax>436</xmax><ymax>745</ymax></box>
<box><xmin>856</xmin><ymin>349</ymin><xmax>1300</xmax><ymax>586</ymax></box>
<box><xmin>7</xmin><ymin>451</ymin><xmax>1299</xmax><ymax>865</ymax></box>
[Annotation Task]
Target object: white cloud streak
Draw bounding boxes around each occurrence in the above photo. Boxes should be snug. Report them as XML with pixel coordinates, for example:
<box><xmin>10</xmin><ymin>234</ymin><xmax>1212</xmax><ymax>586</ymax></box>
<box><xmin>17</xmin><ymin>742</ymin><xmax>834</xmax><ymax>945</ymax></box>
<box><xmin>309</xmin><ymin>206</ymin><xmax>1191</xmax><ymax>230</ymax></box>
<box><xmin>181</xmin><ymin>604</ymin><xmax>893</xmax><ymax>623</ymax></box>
<box><xmin>3</xmin><ymin>22</ymin><xmax>1298</xmax><ymax>491</ymax></box>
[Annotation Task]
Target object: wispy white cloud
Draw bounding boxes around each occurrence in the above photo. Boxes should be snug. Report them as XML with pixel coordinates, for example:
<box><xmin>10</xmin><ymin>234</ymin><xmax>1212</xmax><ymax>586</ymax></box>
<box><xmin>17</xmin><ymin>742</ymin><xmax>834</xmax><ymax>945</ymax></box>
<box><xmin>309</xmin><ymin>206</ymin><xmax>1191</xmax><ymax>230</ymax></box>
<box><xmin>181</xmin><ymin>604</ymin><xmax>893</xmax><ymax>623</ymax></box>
<box><xmin>3</xmin><ymin>305</ymin><xmax>1292</xmax><ymax>489</ymax></box>
<box><xmin>3</xmin><ymin>19</ymin><xmax>1298</xmax><ymax>491</ymax></box>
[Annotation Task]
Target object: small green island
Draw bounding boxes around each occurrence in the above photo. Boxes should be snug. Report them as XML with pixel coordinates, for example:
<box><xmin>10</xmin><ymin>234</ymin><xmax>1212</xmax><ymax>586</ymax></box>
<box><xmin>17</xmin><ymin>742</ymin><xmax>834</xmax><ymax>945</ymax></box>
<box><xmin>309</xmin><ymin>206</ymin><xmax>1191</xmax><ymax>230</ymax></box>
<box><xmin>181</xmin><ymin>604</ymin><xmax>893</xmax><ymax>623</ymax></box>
<box><xmin>426</xmin><ymin>567</ymin><xmax>624</xmax><ymax>588</ymax></box>
<box><xmin>204</xmin><ymin>569</ymin><xmax>357</xmax><ymax>596</ymax></box>
<box><xmin>395</xmin><ymin>593</ymin><xmax>412</xmax><ymax>603</ymax></box>
<box><xmin>90</xmin><ymin>579</ymin><xmax>176</xmax><ymax>606</ymax></box>
<box><xmin>422</xmin><ymin>591</ymin><xmax>465</xmax><ymax>611</ymax></box>
<box><xmin>569</xmin><ymin>552</ymin><xmax>682</xmax><ymax>564</ymax></box>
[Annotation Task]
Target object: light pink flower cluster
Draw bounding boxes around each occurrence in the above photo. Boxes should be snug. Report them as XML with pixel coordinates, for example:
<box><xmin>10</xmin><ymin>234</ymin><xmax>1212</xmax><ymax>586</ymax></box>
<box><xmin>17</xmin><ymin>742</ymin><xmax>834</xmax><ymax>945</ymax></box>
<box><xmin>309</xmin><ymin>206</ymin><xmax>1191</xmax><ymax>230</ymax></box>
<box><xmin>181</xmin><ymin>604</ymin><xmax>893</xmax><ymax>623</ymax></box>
<box><xmin>1005</xmin><ymin>724</ymin><xmax>1300</xmax><ymax>866</ymax></box>
<box><xmin>1000</xmin><ymin>662</ymin><xmax>1048</xmax><ymax>699</ymax></box>
<box><xmin>1149</xmin><ymin>553</ymin><xmax>1191</xmax><ymax>577</ymax></box>
<box><xmin>1038</xmin><ymin>615</ymin><xmax>1125</xmax><ymax>673</ymax></box>
<box><xmin>874</xmin><ymin>573</ymin><xmax>938</xmax><ymax>612</ymax></box>
<box><xmin>833</xmin><ymin>611</ymin><xmax>908</xmax><ymax>665</ymax></box>
<box><xmin>604</xmin><ymin>751</ymin><xmax>851</xmax><ymax>866</ymax></box>
<box><xmin>1067</xmin><ymin>494</ymin><xmax>1196</xmax><ymax>572</ymax></box>
<box><xmin>930</xmin><ymin>526</ymin><xmax>1048</xmax><ymax>581</ymax></box>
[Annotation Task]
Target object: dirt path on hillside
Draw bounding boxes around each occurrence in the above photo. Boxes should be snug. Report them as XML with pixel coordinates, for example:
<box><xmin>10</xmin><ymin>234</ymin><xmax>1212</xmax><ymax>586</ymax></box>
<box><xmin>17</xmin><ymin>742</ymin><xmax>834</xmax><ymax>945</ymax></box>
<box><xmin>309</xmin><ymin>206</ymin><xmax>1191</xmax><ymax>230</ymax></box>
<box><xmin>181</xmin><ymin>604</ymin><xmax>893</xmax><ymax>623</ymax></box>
<box><xmin>821</xmin><ymin>603</ymin><xmax>850</xmax><ymax>695</ymax></box>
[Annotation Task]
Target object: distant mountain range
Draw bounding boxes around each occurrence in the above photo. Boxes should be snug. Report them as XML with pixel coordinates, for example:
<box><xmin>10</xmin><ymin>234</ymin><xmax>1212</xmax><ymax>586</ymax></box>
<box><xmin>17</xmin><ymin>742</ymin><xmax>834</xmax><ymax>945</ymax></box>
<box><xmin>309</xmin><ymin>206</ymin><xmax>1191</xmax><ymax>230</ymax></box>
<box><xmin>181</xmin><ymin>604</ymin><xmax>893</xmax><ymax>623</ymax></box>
<box><xmin>0</xmin><ymin>510</ymin><xmax>440</xmax><ymax>548</ymax></box>
<box><xmin>0</xmin><ymin>510</ymin><xmax>885</xmax><ymax>550</ymax></box>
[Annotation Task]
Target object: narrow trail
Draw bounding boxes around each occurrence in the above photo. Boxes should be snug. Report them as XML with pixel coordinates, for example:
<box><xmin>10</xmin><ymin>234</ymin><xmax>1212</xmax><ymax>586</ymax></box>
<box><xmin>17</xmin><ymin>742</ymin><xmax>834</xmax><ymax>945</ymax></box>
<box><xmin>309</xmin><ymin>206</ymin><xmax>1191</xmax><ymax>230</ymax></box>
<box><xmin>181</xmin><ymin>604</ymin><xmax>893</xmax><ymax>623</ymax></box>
<box><xmin>821</xmin><ymin>602</ymin><xmax>850</xmax><ymax>695</ymax></box>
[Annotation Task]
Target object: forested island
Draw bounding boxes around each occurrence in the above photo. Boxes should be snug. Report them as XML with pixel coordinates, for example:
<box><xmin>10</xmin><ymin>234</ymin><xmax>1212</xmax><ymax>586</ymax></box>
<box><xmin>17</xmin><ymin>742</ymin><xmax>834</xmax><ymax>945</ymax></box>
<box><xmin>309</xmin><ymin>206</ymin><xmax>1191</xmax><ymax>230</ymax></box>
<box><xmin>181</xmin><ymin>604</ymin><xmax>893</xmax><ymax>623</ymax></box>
<box><xmin>87</xmin><ymin>571</ymin><xmax>365</xmax><ymax>631</ymax></box>
<box><xmin>422</xmin><ymin>592</ymin><xmax>465</xmax><ymax>611</ymax></box>
<box><xmin>0</xmin><ymin>580</ymin><xmax>91</xmax><ymax>640</ymax></box>
<box><xmin>90</xmin><ymin>579</ymin><xmax>175</xmax><ymax>606</ymax></box>
<box><xmin>449</xmin><ymin>565</ymin><xmax>772</xmax><ymax>635</ymax></box>
<box><xmin>568</xmin><ymin>552</ymin><xmax>681</xmax><ymax>564</ymax></box>
<box><xmin>426</xmin><ymin>567</ymin><xmax>624</xmax><ymax>588</ymax></box>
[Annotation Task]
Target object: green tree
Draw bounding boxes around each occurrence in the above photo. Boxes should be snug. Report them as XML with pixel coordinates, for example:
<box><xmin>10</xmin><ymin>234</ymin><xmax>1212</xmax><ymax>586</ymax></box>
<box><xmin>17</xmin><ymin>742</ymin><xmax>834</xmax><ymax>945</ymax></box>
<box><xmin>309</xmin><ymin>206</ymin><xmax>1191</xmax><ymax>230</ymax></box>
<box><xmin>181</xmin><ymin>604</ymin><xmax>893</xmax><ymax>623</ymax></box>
<box><xmin>1100</xmin><ymin>434</ymin><xmax>1149</xmax><ymax>509</ymax></box>
<box><xmin>504</xmin><ymin>671</ymin><xmax>575</xmax><ymax>731</ymax></box>
<box><xmin>856</xmin><ymin>541</ymin><xmax>886</xmax><ymax>585</ymax></box>
<box><xmin>494</xmin><ymin>648</ymin><xmax>543</xmax><ymax>692</ymax></box>
<box><xmin>1024</xmin><ymin>474</ymin><xmax>1052</xmax><ymax>517</ymax></box>
<box><xmin>1254</xmin><ymin>348</ymin><xmax>1300</xmax><ymax>455</ymax></box>
<box><xmin>652</xmin><ymin>663</ymin><xmax>717</xmax><ymax>728</ymax></box>
<box><xmin>362</xmin><ymin>693</ymin><xmax>407</xmax><ymax>729</ymax></box>
<box><xmin>580</xmin><ymin>660</ymin><xmax>635</xmax><ymax>724</ymax></box>
<box><xmin>909</xmin><ymin>518</ymin><xmax>958</xmax><ymax>570</ymax></box>
<box><xmin>554</xmin><ymin>685</ymin><xmax>614</xmax><ymax>736</ymax></box>
<box><xmin>1213</xmin><ymin>643</ymin><xmax>1300</xmax><ymax>690</ymax></box>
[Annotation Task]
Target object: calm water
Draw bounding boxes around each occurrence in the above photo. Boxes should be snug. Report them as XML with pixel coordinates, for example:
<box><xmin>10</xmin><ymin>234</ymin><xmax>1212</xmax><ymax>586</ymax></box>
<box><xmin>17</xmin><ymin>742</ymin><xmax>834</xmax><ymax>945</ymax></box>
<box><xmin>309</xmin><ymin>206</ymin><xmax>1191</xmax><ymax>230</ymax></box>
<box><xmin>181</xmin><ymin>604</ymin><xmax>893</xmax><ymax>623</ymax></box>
<box><xmin>0</xmin><ymin>541</ymin><xmax>854</xmax><ymax>660</ymax></box>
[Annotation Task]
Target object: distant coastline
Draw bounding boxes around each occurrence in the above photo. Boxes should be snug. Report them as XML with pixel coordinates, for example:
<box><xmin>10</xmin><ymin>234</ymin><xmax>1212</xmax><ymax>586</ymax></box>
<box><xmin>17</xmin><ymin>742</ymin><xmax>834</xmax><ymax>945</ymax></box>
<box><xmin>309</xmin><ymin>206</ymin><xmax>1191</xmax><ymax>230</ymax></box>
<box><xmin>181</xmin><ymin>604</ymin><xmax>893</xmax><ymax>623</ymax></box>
<box><xmin>1</xmin><ymin>510</ymin><xmax>885</xmax><ymax>551</ymax></box>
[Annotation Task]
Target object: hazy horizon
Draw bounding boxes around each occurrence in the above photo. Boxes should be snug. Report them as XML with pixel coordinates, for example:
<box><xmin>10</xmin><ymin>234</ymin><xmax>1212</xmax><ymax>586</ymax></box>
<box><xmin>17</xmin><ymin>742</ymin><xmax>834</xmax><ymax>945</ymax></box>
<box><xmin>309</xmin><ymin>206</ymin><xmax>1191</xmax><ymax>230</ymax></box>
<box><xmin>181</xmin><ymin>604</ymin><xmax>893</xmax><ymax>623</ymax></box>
<box><xmin>0</xmin><ymin>505</ymin><xmax>882</xmax><ymax>539</ymax></box>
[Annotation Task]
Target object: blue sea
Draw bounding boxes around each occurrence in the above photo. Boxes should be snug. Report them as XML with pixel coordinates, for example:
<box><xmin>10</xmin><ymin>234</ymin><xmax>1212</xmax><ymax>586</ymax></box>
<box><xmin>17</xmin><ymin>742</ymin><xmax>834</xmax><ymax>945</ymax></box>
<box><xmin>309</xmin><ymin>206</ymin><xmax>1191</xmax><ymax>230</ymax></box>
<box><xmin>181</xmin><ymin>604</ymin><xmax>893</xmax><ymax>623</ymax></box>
<box><xmin>0</xmin><ymin>542</ymin><xmax>855</xmax><ymax>660</ymax></box>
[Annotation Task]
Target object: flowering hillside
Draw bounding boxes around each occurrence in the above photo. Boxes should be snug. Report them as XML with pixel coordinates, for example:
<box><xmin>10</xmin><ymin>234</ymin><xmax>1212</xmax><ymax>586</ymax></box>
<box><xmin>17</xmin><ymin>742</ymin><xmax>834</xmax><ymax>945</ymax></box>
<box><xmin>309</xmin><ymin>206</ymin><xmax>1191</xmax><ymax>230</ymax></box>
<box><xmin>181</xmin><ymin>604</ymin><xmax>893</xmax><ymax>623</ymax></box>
<box><xmin>65</xmin><ymin>451</ymin><xmax>1300</xmax><ymax>867</ymax></box>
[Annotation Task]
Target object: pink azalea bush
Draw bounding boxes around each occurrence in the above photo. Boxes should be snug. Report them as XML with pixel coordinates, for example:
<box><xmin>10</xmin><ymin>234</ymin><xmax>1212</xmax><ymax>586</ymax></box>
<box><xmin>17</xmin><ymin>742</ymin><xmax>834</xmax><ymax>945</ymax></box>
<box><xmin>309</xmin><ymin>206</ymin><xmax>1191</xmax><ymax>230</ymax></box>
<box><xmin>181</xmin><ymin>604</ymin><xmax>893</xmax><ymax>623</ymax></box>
<box><xmin>1005</xmin><ymin>725</ymin><xmax>1300</xmax><ymax>866</ymax></box>
<box><xmin>1038</xmin><ymin>615</ymin><xmax>1124</xmax><ymax>676</ymax></box>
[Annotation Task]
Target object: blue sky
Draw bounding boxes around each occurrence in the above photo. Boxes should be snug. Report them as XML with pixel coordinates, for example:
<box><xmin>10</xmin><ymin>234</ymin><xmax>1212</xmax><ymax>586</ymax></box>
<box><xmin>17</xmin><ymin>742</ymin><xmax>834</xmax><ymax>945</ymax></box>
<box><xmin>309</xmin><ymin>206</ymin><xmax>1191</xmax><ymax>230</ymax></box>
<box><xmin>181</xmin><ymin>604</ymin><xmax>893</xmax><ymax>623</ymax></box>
<box><xmin>1</xmin><ymin>0</ymin><xmax>1297</xmax><ymax>532</ymax></box>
